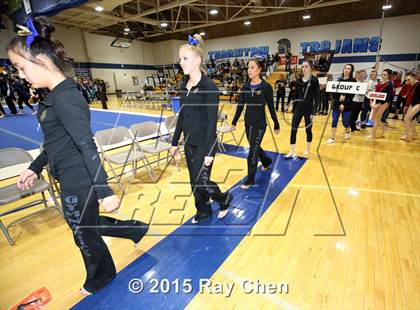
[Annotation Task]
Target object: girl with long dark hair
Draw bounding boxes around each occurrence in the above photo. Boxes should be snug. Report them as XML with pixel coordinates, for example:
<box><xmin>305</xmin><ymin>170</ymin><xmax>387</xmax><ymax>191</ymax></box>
<box><xmin>9</xmin><ymin>17</ymin><xmax>148</xmax><ymax>296</ymax></box>
<box><xmin>231</xmin><ymin>59</ymin><xmax>280</xmax><ymax>189</ymax></box>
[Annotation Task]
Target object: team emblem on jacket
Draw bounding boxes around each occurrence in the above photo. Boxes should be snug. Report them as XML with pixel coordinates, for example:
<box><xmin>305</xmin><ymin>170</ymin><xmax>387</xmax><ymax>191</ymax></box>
<box><xmin>39</xmin><ymin>109</ymin><xmax>47</xmax><ymax>122</ymax></box>
<box><xmin>256</xmin><ymin>90</ymin><xmax>261</xmax><ymax>95</ymax></box>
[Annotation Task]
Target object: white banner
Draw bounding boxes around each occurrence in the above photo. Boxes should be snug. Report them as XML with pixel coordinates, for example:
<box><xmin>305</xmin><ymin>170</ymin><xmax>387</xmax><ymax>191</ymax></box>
<box><xmin>326</xmin><ymin>81</ymin><xmax>367</xmax><ymax>94</ymax></box>
<box><xmin>367</xmin><ymin>92</ymin><xmax>387</xmax><ymax>101</ymax></box>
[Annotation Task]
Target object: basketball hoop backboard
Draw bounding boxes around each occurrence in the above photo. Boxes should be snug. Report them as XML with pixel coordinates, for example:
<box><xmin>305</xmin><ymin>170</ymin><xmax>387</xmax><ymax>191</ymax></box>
<box><xmin>111</xmin><ymin>37</ymin><xmax>132</xmax><ymax>48</ymax></box>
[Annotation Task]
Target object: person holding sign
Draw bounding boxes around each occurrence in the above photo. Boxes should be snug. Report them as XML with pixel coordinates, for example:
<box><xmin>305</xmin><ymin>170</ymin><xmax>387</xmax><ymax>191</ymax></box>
<box><xmin>285</xmin><ymin>60</ymin><xmax>320</xmax><ymax>158</ymax></box>
<box><xmin>367</xmin><ymin>69</ymin><xmax>394</xmax><ymax>139</ymax></box>
<box><xmin>401</xmin><ymin>72</ymin><xmax>419</xmax><ymax>141</ymax></box>
<box><xmin>326</xmin><ymin>64</ymin><xmax>355</xmax><ymax>144</ymax></box>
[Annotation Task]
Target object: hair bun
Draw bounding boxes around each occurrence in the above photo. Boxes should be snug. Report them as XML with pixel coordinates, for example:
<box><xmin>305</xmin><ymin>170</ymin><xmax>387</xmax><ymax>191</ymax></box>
<box><xmin>33</xmin><ymin>16</ymin><xmax>55</xmax><ymax>40</ymax></box>
<box><xmin>192</xmin><ymin>34</ymin><xmax>204</xmax><ymax>46</ymax></box>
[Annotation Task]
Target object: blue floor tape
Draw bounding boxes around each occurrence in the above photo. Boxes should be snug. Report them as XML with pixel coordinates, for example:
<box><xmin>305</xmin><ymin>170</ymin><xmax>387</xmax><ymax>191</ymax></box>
<box><xmin>72</xmin><ymin>144</ymin><xmax>306</xmax><ymax>310</ymax></box>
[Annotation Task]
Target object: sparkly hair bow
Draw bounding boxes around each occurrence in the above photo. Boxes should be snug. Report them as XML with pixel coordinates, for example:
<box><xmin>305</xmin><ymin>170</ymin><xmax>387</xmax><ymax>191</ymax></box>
<box><xmin>16</xmin><ymin>17</ymin><xmax>39</xmax><ymax>48</ymax></box>
<box><xmin>187</xmin><ymin>35</ymin><xmax>198</xmax><ymax>46</ymax></box>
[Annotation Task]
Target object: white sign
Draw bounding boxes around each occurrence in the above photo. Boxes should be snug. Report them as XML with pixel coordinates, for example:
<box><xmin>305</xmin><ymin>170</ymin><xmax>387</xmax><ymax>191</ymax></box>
<box><xmin>326</xmin><ymin>81</ymin><xmax>367</xmax><ymax>94</ymax></box>
<box><xmin>367</xmin><ymin>92</ymin><xmax>387</xmax><ymax>101</ymax></box>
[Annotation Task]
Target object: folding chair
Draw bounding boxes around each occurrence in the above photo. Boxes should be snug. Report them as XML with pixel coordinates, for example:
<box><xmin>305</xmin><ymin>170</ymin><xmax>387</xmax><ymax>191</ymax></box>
<box><xmin>216</xmin><ymin>111</ymin><xmax>239</xmax><ymax>152</ymax></box>
<box><xmin>94</xmin><ymin>127</ymin><xmax>156</xmax><ymax>184</ymax></box>
<box><xmin>130</xmin><ymin>121</ymin><xmax>176</xmax><ymax>170</ymax></box>
<box><xmin>0</xmin><ymin>148</ymin><xmax>62</xmax><ymax>246</ymax></box>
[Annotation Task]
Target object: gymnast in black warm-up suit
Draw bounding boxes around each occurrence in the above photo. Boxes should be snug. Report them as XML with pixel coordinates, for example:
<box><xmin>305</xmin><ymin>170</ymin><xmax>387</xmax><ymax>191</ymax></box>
<box><xmin>171</xmin><ymin>34</ymin><xmax>233</xmax><ymax>223</ymax></box>
<box><xmin>231</xmin><ymin>58</ymin><xmax>280</xmax><ymax>190</ymax></box>
<box><xmin>285</xmin><ymin>61</ymin><xmax>320</xmax><ymax>159</ymax></box>
<box><xmin>9</xmin><ymin>16</ymin><xmax>148</xmax><ymax>296</ymax></box>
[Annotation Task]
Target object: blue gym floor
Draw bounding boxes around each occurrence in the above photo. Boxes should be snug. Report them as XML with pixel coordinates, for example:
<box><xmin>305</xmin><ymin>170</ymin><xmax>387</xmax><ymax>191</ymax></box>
<box><xmin>72</xmin><ymin>143</ymin><xmax>306</xmax><ymax>310</ymax></box>
<box><xmin>0</xmin><ymin>106</ymin><xmax>164</xmax><ymax>151</ymax></box>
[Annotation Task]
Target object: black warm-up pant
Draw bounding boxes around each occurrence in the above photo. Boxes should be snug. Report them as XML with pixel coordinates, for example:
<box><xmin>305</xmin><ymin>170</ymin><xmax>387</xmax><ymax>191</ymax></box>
<box><xmin>17</xmin><ymin>96</ymin><xmax>34</xmax><ymax>111</ymax></box>
<box><xmin>276</xmin><ymin>91</ymin><xmax>285</xmax><ymax>111</ymax></box>
<box><xmin>320</xmin><ymin>91</ymin><xmax>329</xmax><ymax>113</ymax></box>
<box><xmin>290</xmin><ymin>108</ymin><xmax>313</xmax><ymax>145</ymax></box>
<box><xmin>184</xmin><ymin>143</ymin><xmax>228</xmax><ymax>216</ymax></box>
<box><xmin>5</xmin><ymin>96</ymin><xmax>17</xmax><ymax>114</ymax></box>
<box><xmin>61</xmin><ymin>185</ymin><xmax>148</xmax><ymax>293</ymax></box>
<box><xmin>244</xmin><ymin>125</ymin><xmax>272</xmax><ymax>185</ymax></box>
<box><xmin>350</xmin><ymin>101</ymin><xmax>363</xmax><ymax>131</ymax></box>
<box><xmin>0</xmin><ymin>99</ymin><xmax>6</xmax><ymax>115</ymax></box>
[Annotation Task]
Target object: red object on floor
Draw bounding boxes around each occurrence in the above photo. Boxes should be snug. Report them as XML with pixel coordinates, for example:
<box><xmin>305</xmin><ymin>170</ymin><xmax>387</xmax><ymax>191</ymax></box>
<box><xmin>10</xmin><ymin>287</ymin><xmax>51</xmax><ymax>310</ymax></box>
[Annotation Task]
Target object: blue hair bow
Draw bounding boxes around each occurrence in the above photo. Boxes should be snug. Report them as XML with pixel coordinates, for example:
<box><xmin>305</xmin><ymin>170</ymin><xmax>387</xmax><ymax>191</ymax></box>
<box><xmin>187</xmin><ymin>35</ymin><xmax>198</xmax><ymax>46</ymax></box>
<box><xmin>25</xmin><ymin>18</ymin><xmax>39</xmax><ymax>48</ymax></box>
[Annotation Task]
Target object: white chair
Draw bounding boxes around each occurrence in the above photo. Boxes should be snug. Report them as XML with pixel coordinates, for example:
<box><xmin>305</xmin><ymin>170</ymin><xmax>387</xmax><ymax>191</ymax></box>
<box><xmin>216</xmin><ymin>111</ymin><xmax>239</xmax><ymax>152</ymax></box>
<box><xmin>0</xmin><ymin>148</ymin><xmax>62</xmax><ymax>245</ymax></box>
<box><xmin>95</xmin><ymin>127</ymin><xmax>156</xmax><ymax>185</ymax></box>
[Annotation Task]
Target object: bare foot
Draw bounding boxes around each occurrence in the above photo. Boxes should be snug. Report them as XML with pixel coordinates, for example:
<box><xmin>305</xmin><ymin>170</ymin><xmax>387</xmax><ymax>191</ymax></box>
<box><xmin>80</xmin><ymin>287</ymin><xmax>92</xmax><ymax>297</ymax></box>
<box><xmin>284</xmin><ymin>152</ymin><xmax>297</xmax><ymax>159</ymax></box>
<box><xmin>240</xmin><ymin>184</ymin><xmax>251</xmax><ymax>190</ymax></box>
<box><xmin>261</xmin><ymin>165</ymin><xmax>270</xmax><ymax>171</ymax></box>
<box><xmin>218</xmin><ymin>209</ymin><xmax>228</xmax><ymax>219</ymax></box>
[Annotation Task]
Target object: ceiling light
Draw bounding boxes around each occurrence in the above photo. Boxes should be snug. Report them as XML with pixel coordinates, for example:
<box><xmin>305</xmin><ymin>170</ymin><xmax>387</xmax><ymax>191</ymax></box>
<box><xmin>199</xmin><ymin>32</ymin><xmax>206</xmax><ymax>36</ymax></box>
<box><xmin>95</xmin><ymin>6</ymin><xmax>104</xmax><ymax>12</ymax></box>
<box><xmin>161</xmin><ymin>22</ymin><xmax>168</xmax><ymax>27</ymax></box>
<box><xmin>124</xmin><ymin>27</ymin><xmax>130</xmax><ymax>32</ymax></box>
<box><xmin>209</xmin><ymin>9</ymin><xmax>218</xmax><ymax>15</ymax></box>
<box><xmin>382</xmin><ymin>4</ymin><xmax>392</xmax><ymax>10</ymax></box>
<box><xmin>244</xmin><ymin>20</ymin><xmax>251</xmax><ymax>26</ymax></box>
<box><xmin>303</xmin><ymin>14</ymin><xmax>311</xmax><ymax>20</ymax></box>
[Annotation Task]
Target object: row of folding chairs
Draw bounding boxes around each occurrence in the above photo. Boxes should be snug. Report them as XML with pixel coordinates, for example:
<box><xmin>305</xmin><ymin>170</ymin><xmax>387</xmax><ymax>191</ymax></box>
<box><xmin>121</xmin><ymin>91</ymin><xmax>172</xmax><ymax>111</ymax></box>
<box><xmin>94</xmin><ymin>116</ymin><xmax>182</xmax><ymax>186</ymax></box>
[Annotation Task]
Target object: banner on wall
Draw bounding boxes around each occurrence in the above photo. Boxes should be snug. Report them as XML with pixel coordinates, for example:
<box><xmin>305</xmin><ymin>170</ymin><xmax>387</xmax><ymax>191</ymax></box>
<box><xmin>208</xmin><ymin>46</ymin><xmax>269</xmax><ymax>60</ymax></box>
<box><xmin>300</xmin><ymin>36</ymin><xmax>380</xmax><ymax>54</ymax></box>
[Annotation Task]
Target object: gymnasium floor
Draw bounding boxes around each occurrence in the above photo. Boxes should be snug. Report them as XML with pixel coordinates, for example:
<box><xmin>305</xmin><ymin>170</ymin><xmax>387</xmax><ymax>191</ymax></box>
<box><xmin>1</xmin><ymin>97</ymin><xmax>419</xmax><ymax>309</ymax></box>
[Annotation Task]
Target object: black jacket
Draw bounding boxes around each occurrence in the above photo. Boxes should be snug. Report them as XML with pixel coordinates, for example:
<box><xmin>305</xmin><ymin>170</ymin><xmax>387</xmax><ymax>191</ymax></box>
<box><xmin>232</xmin><ymin>80</ymin><xmax>280</xmax><ymax>130</ymax></box>
<box><xmin>29</xmin><ymin>79</ymin><xmax>113</xmax><ymax>199</ymax></box>
<box><xmin>15</xmin><ymin>80</ymin><xmax>31</xmax><ymax>99</ymax></box>
<box><xmin>293</xmin><ymin>75</ymin><xmax>320</xmax><ymax>115</ymax></box>
<box><xmin>275</xmin><ymin>79</ymin><xmax>287</xmax><ymax>94</ymax></box>
<box><xmin>332</xmin><ymin>77</ymin><xmax>356</xmax><ymax>112</ymax></box>
<box><xmin>171</xmin><ymin>74</ymin><xmax>219</xmax><ymax>157</ymax></box>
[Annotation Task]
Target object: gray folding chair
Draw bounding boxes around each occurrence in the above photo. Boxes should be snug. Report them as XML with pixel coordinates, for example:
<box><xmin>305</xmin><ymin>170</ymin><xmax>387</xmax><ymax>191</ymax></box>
<box><xmin>95</xmin><ymin>127</ymin><xmax>157</xmax><ymax>184</ymax></box>
<box><xmin>0</xmin><ymin>148</ymin><xmax>62</xmax><ymax>246</ymax></box>
<box><xmin>130</xmin><ymin>121</ymin><xmax>176</xmax><ymax>170</ymax></box>
<box><xmin>216</xmin><ymin>111</ymin><xmax>239</xmax><ymax>152</ymax></box>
